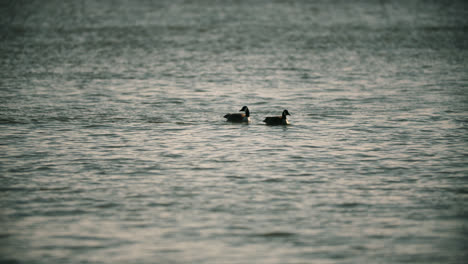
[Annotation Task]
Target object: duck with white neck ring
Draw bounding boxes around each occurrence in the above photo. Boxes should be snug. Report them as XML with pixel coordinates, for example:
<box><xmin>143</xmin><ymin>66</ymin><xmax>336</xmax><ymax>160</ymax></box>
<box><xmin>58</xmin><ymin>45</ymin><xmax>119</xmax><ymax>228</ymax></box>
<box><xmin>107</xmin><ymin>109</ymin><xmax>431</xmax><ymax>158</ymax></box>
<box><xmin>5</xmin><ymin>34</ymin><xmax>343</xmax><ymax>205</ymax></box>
<box><xmin>224</xmin><ymin>106</ymin><xmax>250</xmax><ymax>123</ymax></box>
<box><xmin>263</xmin><ymin>109</ymin><xmax>291</xmax><ymax>125</ymax></box>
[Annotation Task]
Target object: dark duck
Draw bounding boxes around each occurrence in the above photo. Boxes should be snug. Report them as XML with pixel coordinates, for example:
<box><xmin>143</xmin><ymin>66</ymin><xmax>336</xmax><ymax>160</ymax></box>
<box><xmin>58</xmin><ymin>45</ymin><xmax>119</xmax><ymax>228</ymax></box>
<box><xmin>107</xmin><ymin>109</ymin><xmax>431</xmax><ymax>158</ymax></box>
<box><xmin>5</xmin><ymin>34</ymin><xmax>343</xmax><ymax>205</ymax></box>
<box><xmin>263</xmin><ymin>109</ymin><xmax>290</xmax><ymax>125</ymax></box>
<box><xmin>224</xmin><ymin>106</ymin><xmax>250</xmax><ymax>123</ymax></box>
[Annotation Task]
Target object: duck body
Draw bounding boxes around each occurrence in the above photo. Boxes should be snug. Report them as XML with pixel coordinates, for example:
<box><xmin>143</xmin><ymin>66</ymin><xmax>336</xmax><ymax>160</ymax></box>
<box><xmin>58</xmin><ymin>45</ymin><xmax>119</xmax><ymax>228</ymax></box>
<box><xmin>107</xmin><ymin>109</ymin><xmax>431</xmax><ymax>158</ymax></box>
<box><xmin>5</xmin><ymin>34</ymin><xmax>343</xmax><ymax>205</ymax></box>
<box><xmin>224</xmin><ymin>106</ymin><xmax>250</xmax><ymax>123</ymax></box>
<box><xmin>263</xmin><ymin>109</ymin><xmax>290</xmax><ymax>125</ymax></box>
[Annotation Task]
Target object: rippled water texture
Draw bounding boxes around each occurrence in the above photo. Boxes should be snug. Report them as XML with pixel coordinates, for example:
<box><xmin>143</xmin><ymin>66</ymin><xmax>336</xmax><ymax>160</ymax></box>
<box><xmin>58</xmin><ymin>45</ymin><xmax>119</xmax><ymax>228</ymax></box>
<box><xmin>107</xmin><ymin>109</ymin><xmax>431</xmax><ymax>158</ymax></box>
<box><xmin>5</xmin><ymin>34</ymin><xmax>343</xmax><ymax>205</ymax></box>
<box><xmin>1</xmin><ymin>0</ymin><xmax>468</xmax><ymax>263</ymax></box>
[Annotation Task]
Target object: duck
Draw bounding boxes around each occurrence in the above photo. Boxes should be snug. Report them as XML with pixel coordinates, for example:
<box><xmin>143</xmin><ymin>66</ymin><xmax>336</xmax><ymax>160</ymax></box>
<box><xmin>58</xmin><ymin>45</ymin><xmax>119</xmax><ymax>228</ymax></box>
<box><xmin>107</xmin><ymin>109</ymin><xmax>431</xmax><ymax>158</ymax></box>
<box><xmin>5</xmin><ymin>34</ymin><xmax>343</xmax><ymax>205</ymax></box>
<box><xmin>224</xmin><ymin>106</ymin><xmax>250</xmax><ymax>123</ymax></box>
<box><xmin>263</xmin><ymin>109</ymin><xmax>290</xmax><ymax>125</ymax></box>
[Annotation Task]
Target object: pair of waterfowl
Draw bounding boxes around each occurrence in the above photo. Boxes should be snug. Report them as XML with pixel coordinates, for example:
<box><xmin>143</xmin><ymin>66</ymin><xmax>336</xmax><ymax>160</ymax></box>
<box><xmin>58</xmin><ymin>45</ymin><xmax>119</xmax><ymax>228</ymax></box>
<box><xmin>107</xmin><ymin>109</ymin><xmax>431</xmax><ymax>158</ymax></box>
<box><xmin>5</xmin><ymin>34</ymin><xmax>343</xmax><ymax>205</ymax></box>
<box><xmin>224</xmin><ymin>106</ymin><xmax>291</xmax><ymax>125</ymax></box>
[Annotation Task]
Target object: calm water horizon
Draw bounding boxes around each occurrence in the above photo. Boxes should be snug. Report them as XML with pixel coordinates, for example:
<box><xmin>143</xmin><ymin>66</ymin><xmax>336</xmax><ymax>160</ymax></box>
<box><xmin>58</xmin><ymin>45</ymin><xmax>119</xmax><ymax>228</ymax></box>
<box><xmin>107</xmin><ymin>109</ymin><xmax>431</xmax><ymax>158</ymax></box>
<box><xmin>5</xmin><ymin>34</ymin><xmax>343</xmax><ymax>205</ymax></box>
<box><xmin>1</xmin><ymin>0</ymin><xmax>467</xmax><ymax>263</ymax></box>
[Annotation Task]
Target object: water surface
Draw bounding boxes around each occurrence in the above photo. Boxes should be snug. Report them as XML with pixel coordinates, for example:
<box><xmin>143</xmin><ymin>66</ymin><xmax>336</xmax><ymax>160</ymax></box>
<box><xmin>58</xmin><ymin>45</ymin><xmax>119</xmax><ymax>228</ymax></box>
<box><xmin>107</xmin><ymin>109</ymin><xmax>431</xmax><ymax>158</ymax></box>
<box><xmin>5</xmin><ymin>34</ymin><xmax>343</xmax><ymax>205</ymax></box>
<box><xmin>1</xmin><ymin>0</ymin><xmax>467</xmax><ymax>263</ymax></box>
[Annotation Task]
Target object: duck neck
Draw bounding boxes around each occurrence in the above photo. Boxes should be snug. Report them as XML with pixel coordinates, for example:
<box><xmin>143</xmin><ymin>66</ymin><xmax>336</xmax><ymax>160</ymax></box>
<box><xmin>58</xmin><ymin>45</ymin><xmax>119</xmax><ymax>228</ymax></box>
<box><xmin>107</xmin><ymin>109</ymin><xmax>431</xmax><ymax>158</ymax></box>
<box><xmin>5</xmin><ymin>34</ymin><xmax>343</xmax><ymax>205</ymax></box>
<box><xmin>282</xmin><ymin>112</ymin><xmax>287</xmax><ymax>119</ymax></box>
<box><xmin>245</xmin><ymin>108</ymin><xmax>250</xmax><ymax>117</ymax></box>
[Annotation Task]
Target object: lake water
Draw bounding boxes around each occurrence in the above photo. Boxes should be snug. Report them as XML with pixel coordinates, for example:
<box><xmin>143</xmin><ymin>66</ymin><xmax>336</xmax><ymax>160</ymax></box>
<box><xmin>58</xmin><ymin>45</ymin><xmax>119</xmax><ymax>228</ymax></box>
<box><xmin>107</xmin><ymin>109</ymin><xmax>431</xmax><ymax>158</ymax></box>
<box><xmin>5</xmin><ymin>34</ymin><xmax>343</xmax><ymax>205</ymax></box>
<box><xmin>1</xmin><ymin>0</ymin><xmax>467</xmax><ymax>263</ymax></box>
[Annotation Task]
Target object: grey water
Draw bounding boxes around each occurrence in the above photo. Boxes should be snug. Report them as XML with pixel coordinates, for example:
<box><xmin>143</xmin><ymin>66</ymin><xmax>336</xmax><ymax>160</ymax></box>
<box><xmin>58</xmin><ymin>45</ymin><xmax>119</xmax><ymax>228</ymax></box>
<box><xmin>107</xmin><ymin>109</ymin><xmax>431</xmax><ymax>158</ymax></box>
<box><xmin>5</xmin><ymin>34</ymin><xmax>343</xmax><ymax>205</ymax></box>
<box><xmin>1</xmin><ymin>0</ymin><xmax>467</xmax><ymax>263</ymax></box>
